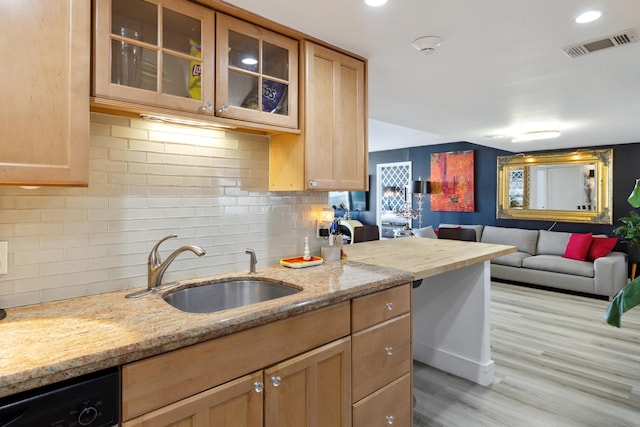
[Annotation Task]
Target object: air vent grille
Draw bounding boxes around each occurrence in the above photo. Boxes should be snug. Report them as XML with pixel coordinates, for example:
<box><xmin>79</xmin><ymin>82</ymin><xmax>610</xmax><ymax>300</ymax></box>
<box><xmin>562</xmin><ymin>28</ymin><xmax>638</xmax><ymax>58</ymax></box>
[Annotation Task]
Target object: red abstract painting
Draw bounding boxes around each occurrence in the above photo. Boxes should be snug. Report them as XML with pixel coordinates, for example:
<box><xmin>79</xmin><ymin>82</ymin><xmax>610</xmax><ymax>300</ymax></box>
<box><xmin>430</xmin><ymin>150</ymin><xmax>475</xmax><ymax>212</ymax></box>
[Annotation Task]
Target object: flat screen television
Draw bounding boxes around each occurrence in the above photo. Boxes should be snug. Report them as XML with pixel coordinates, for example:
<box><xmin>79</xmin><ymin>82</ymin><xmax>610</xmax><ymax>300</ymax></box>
<box><xmin>328</xmin><ymin>191</ymin><xmax>369</xmax><ymax>212</ymax></box>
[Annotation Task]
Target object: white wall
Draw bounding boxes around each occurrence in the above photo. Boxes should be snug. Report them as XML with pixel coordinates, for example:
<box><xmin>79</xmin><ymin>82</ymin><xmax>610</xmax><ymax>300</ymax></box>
<box><xmin>0</xmin><ymin>113</ymin><xmax>326</xmax><ymax>308</ymax></box>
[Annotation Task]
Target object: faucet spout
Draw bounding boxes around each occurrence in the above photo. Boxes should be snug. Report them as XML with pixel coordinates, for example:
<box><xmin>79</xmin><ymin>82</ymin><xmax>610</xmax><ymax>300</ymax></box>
<box><xmin>245</xmin><ymin>248</ymin><xmax>257</xmax><ymax>274</ymax></box>
<box><xmin>147</xmin><ymin>235</ymin><xmax>206</xmax><ymax>290</ymax></box>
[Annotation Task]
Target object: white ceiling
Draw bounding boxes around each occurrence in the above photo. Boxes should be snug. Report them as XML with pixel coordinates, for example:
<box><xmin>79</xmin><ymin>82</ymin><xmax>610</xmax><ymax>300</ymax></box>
<box><xmin>223</xmin><ymin>0</ymin><xmax>640</xmax><ymax>153</ymax></box>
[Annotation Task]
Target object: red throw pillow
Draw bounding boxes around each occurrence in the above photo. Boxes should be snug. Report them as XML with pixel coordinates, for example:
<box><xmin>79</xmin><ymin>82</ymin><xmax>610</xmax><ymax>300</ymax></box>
<box><xmin>563</xmin><ymin>233</ymin><xmax>593</xmax><ymax>261</ymax></box>
<box><xmin>588</xmin><ymin>237</ymin><xmax>618</xmax><ymax>261</ymax></box>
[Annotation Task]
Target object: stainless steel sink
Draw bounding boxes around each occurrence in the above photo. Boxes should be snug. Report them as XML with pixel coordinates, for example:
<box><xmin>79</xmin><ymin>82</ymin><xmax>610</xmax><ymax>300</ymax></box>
<box><xmin>163</xmin><ymin>279</ymin><xmax>301</xmax><ymax>313</ymax></box>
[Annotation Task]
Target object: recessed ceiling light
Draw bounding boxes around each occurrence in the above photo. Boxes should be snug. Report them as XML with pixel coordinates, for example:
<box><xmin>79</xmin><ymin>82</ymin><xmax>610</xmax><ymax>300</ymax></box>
<box><xmin>512</xmin><ymin>130</ymin><xmax>561</xmax><ymax>143</ymax></box>
<box><xmin>365</xmin><ymin>0</ymin><xmax>388</xmax><ymax>6</ymax></box>
<box><xmin>241</xmin><ymin>57</ymin><xmax>258</xmax><ymax>65</ymax></box>
<box><xmin>575</xmin><ymin>10</ymin><xmax>602</xmax><ymax>24</ymax></box>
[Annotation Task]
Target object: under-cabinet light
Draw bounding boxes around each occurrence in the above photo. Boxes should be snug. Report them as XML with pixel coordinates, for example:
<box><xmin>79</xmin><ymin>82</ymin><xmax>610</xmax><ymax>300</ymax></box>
<box><xmin>140</xmin><ymin>114</ymin><xmax>236</xmax><ymax>129</ymax></box>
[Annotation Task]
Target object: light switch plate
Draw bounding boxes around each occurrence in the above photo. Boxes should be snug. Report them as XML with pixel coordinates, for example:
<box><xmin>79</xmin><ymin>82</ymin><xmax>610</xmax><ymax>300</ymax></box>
<box><xmin>0</xmin><ymin>241</ymin><xmax>7</xmax><ymax>275</ymax></box>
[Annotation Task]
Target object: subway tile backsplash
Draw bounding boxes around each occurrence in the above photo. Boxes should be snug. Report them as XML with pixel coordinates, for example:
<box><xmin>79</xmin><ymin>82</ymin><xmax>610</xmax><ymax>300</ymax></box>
<box><xmin>0</xmin><ymin>113</ymin><xmax>327</xmax><ymax>308</ymax></box>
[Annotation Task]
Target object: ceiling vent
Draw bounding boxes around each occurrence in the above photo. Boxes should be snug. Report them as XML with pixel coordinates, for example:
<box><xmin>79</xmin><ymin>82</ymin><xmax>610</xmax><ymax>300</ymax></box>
<box><xmin>562</xmin><ymin>28</ymin><xmax>638</xmax><ymax>58</ymax></box>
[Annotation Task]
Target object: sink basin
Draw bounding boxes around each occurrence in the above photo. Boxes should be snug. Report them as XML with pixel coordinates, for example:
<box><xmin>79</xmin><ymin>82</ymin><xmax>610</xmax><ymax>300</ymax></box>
<box><xmin>163</xmin><ymin>279</ymin><xmax>301</xmax><ymax>313</ymax></box>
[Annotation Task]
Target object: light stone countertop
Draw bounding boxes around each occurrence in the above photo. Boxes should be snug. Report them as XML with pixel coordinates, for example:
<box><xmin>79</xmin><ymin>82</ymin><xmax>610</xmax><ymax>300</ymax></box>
<box><xmin>0</xmin><ymin>260</ymin><xmax>412</xmax><ymax>398</ymax></box>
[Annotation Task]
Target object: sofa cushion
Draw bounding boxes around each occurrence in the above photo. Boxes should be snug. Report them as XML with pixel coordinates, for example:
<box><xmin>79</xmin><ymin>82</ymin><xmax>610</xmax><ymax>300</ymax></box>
<box><xmin>523</xmin><ymin>255</ymin><xmax>595</xmax><ymax>278</ymax></box>
<box><xmin>413</xmin><ymin>226</ymin><xmax>437</xmax><ymax>239</ymax></box>
<box><xmin>439</xmin><ymin>224</ymin><xmax>484</xmax><ymax>242</ymax></box>
<box><xmin>563</xmin><ymin>233</ymin><xmax>593</xmax><ymax>261</ymax></box>
<box><xmin>491</xmin><ymin>252</ymin><xmax>531</xmax><ymax>267</ymax></box>
<box><xmin>588</xmin><ymin>237</ymin><xmax>618</xmax><ymax>260</ymax></box>
<box><xmin>537</xmin><ymin>230</ymin><xmax>571</xmax><ymax>256</ymax></box>
<box><xmin>481</xmin><ymin>226</ymin><xmax>539</xmax><ymax>255</ymax></box>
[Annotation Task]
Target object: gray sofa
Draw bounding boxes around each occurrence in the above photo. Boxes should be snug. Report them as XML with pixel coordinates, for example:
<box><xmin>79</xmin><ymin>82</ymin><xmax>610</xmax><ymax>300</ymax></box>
<box><xmin>479</xmin><ymin>226</ymin><xmax>627</xmax><ymax>299</ymax></box>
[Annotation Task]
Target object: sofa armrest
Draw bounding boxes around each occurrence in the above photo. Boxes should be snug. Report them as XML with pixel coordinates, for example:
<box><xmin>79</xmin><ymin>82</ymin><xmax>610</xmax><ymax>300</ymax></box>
<box><xmin>594</xmin><ymin>252</ymin><xmax>628</xmax><ymax>298</ymax></box>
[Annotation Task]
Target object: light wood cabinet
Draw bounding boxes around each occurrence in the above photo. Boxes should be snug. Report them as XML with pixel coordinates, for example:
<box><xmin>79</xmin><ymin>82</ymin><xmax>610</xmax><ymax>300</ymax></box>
<box><xmin>122</xmin><ymin>303</ymin><xmax>350</xmax><ymax>425</ymax></box>
<box><xmin>125</xmin><ymin>338</ymin><xmax>350</xmax><ymax>427</ymax></box>
<box><xmin>122</xmin><ymin>285</ymin><xmax>412</xmax><ymax>427</ymax></box>
<box><xmin>122</xmin><ymin>371</ymin><xmax>264</xmax><ymax>427</ymax></box>
<box><xmin>351</xmin><ymin>284</ymin><xmax>412</xmax><ymax>426</ymax></box>
<box><xmin>269</xmin><ymin>41</ymin><xmax>367</xmax><ymax>191</ymax></box>
<box><xmin>0</xmin><ymin>0</ymin><xmax>89</xmax><ymax>186</ymax></box>
<box><xmin>216</xmin><ymin>14</ymin><xmax>298</xmax><ymax>129</ymax></box>
<box><xmin>93</xmin><ymin>0</ymin><xmax>215</xmax><ymax>114</ymax></box>
<box><xmin>265</xmin><ymin>338</ymin><xmax>351</xmax><ymax>427</ymax></box>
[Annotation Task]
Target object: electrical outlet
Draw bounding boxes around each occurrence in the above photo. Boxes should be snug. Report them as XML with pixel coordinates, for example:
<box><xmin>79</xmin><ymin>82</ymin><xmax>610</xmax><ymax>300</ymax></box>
<box><xmin>0</xmin><ymin>241</ymin><xmax>7</xmax><ymax>275</ymax></box>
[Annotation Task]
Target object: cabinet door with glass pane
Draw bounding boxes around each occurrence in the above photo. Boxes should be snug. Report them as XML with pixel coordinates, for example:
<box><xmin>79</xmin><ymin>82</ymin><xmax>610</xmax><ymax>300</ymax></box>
<box><xmin>93</xmin><ymin>0</ymin><xmax>214</xmax><ymax>114</ymax></box>
<box><xmin>216</xmin><ymin>14</ymin><xmax>298</xmax><ymax>129</ymax></box>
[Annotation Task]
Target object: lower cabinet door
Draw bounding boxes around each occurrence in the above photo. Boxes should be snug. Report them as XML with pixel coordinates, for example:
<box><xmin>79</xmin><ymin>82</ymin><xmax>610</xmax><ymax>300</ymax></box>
<box><xmin>352</xmin><ymin>373</ymin><xmax>412</xmax><ymax>427</ymax></box>
<box><xmin>264</xmin><ymin>337</ymin><xmax>352</xmax><ymax>427</ymax></box>
<box><xmin>122</xmin><ymin>371</ymin><xmax>263</xmax><ymax>427</ymax></box>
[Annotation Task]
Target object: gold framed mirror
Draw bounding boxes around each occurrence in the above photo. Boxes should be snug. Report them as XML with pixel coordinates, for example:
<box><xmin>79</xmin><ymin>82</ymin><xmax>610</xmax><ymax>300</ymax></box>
<box><xmin>497</xmin><ymin>148</ymin><xmax>613</xmax><ymax>224</ymax></box>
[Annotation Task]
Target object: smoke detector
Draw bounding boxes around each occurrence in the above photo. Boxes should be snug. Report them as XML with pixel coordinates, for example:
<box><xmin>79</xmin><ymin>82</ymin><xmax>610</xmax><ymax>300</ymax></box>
<box><xmin>411</xmin><ymin>36</ymin><xmax>443</xmax><ymax>54</ymax></box>
<box><xmin>562</xmin><ymin>28</ymin><xmax>638</xmax><ymax>58</ymax></box>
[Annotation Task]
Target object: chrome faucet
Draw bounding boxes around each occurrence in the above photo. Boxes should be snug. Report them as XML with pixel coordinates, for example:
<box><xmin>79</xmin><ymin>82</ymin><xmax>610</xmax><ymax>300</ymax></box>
<box><xmin>245</xmin><ymin>248</ymin><xmax>257</xmax><ymax>274</ymax></box>
<box><xmin>147</xmin><ymin>234</ymin><xmax>206</xmax><ymax>290</ymax></box>
<box><xmin>126</xmin><ymin>235</ymin><xmax>206</xmax><ymax>298</ymax></box>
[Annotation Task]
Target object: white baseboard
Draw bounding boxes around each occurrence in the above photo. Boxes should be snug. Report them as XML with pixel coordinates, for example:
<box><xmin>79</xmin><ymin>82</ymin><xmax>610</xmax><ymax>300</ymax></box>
<box><xmin>413</xmin><ymin>341</ymin><xmax>495</xmax><ymax>386</ymax></box>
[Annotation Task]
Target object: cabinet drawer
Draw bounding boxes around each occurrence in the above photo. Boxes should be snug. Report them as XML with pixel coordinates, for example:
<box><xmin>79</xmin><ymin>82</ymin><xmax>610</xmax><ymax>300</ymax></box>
<box><xmin>351</xmin><ymin>313</ymin><xmax>411</xmax><ymax>402</ymax></box>
<box><xmin>352</xmin><ymin>373</ymin><xmax>412</xmax><ymax>427</ymax></box>
<box><xmin>352</xmin><ymin>284</ymin><xmax>410</xmax><ymax>333</ymax></box>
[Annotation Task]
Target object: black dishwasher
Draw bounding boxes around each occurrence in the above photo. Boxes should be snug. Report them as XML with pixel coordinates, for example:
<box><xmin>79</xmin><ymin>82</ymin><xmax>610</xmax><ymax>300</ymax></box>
<box><xmin>0</xmin><ymin>367</ymin><xmax>119</xmax><ymax>426</ymax></box>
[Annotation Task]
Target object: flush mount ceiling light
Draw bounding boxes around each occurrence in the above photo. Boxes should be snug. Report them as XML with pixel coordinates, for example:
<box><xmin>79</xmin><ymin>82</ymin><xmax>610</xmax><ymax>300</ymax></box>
<box><xmin>512</xmin><ymin>130</ymin><xmax>561</xmax><ymax>143</ymax></box>
<box><xmin>411</xmin><ymin>36</ymin><xmax>443</xmax><ymax>54</ymax></box>
<box><xmin>576</xmin><ymin>10</ymin><xmax>602</xmax><ymax>24</ymax></box>
<box><xmin>365</xmin><ymin>0</ymin><xmax>387</xmax><ymax>6</ymax></box>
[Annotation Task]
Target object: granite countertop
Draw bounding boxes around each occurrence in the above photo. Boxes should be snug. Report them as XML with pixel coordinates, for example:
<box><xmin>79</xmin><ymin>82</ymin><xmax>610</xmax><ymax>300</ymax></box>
<box><xmin>0</xmin><ymin>260</ymin><xmax>412</xmax><ymax>398</ymax></box>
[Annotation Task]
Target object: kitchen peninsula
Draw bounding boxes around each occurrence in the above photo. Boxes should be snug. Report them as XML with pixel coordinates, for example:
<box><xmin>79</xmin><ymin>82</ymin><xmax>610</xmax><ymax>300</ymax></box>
<box><xmin>344</xmin><ymin>237</ymin><xmax>515</xmax><ymax>386</ymax></box>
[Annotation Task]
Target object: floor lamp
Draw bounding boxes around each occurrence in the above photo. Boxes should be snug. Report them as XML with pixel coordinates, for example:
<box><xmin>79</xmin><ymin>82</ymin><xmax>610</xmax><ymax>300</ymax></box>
<box><xmin>411</xmin><ymin>179</ymin><xmax>431</xmax><ymax>230</ymax></box>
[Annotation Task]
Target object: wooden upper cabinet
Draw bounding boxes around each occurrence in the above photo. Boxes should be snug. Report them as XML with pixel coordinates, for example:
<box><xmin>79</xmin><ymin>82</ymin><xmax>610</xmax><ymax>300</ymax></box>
<box><xmin>269</xmin><ymin>41</ymin><xmax>367</xmax><ymax>191</ymax></box>
<box><xmin>216</xmin><ymin>14</ymin><xmax>299</xmax><ymax>129</ymax></box>
<box><xmin>0</xmin><ymin>0</ymin><xmax>89</xmax><ymax>186</ymax></box>
<box><xmin>93</xmin><ymin>0</ymin><xmax>215</xmax><ymax>114</ymax></box>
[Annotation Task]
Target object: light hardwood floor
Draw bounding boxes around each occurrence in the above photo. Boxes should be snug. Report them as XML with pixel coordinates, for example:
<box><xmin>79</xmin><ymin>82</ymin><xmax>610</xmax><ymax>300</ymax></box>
<box><xmin>413</xmin><ymin>281</ymin><xmax>640</xmax><ymax>427</ymax></box>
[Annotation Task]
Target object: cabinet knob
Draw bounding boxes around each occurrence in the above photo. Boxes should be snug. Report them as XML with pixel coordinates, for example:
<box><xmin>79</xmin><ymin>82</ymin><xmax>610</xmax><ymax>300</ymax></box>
<box><xmin>385</xmin><ymin>302</ymin><xmax>393</xmax><ymax>311</ymax></box>
<box><xmin>219</xmin><ymin>104</ymin><xmax>229</xmax><ymax>113</ymax></box>
<box><xmin>198</xmin><ymin>101</ymin><xmax>214</xmax><ymax>115</ymax></box>
<box><xmin>253</xmin><ymin>381</ymin><xmax>264</xmax><ymax>393</ymax></box>
<box><xmin>309</xmin><ymin>180</ymin><xmax>318</xmax><ymax>187</ymax></box>
<box><xmin>384</xmin><ymin>346</ymin><xmax>394</xmax><ymax>356</ymax></box>
<box><xmin>386</xmin><ymin>415</ymin><xmax>395</xmax><ymax>425</ymax></box>
<box><xmin>271</xmin><ymin>376</ymin><xmax>282</xmax><ymax>387</ymax></box>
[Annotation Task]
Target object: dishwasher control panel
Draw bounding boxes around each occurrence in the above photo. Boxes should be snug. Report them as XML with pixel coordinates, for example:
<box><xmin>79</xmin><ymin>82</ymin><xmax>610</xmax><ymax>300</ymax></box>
<box><xmin>0</xmin><ymin>367</ymin><xmax>119</xmax><ymax>426</ymax></box>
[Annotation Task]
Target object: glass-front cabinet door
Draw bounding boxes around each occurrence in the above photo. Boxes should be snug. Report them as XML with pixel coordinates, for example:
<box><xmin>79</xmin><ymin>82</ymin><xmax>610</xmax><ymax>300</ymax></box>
<box><xmin>93</xmin><ymin>0</ymin><xmax>214</xmax><ymax>113</ymax></box>
<box><xmin>216</xmin><ymin>14</ymin><xmax>299</xmax><ymax>129</ymax></box>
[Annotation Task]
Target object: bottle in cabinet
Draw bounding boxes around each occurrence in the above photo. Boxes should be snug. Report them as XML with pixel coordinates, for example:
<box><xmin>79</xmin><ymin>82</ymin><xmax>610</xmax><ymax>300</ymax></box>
<box><xmin>93</xmin><ymin>0</ymin><xmax>215</xmax><ymax>114</ymax></box>
<box><xmin>216</xmin><ymin>13</ymin><xmax>299</xmax><ymax>129</ymax></box>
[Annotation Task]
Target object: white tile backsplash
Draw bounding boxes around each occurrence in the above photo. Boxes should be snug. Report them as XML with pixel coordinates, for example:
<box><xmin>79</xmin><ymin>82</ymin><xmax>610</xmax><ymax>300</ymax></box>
<box><xmin>0</xmin><ymin>113</ymin><xmax>327</xmax><ymax>308</ymax></box>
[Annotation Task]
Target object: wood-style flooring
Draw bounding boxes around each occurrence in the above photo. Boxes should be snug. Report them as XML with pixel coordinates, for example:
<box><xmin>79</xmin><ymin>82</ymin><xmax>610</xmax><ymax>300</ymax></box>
<box><xmin>413</xmin><ymin>281</ymin><xmax>640</xmax><ymax>427</ymax></box>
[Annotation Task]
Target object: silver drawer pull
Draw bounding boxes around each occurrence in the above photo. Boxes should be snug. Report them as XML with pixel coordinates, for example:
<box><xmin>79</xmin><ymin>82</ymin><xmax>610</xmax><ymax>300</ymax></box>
<box><xmin>384</xmin><ymin>346</ymin><xmax>394</xmax><ymax>356</ymax></box>
<box><xmin>271</xmin><ymin>376</ymin><xmax>282</xmax><ymax>387</ymax></box>
<box><xmin>385</xmin><ymin>302</ymin><xmax>393</xmax><ymax>311</ymax></box>
<box><xmin>254</xmin><ymin>381</ymin><xmax>264</xmax><ymax>393</ymax></box>
<box><xmin>386</xmin><ymin>415</ymin><xmax>395</xmax><ymax>424</ymax></box>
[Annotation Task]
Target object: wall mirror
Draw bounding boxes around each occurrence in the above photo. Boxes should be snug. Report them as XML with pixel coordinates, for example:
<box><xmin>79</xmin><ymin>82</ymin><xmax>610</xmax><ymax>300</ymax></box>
<box><xmin>497</xmin><ymin>148</ymin><xmax>613</xmax><ymax>224</ymax></box>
